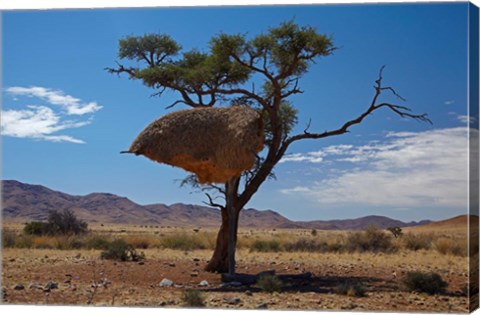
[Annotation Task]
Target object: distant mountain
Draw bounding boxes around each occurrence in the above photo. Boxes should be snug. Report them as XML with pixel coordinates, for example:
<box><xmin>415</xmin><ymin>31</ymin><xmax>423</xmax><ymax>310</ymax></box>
<box><xmin>1</xmin><ymin>180</ymin><xmax>432</xmax><ymax>229</ymax></box>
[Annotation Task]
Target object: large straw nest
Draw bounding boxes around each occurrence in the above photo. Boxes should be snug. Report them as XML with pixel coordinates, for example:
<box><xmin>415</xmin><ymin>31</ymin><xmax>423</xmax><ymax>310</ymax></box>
<box><xmin>124</xmin><ymin>106</ymin><xmax>264</xmax><ymax>184</ymax></box>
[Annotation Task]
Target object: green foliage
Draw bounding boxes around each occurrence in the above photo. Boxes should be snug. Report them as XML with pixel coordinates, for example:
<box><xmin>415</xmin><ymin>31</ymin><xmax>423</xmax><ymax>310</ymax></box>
<box><xmin>251</xmin><ymin>239</ymin><xmax>282</xmax><ymax>252</ymax></box>
<box><xmin>100</xmin><ymin>239</ymin><xmax>145</xmax><ymax>262</ymax></box>
<box><xmin>346</xmin><ymin>226</ymin><xmax>397</xmax><ymax>253</ymax></box>
<box><xmin>387</xmin><ymin>226</ymin><xmax>403</xmax><ymax>238</ymax></box>
<box><xmin>335</xmin><ymin>282</ymin><xmax>367</xmax><ymax>297</ymax></box>
<box><xmin>119</xmin><ymin>34</ymin><xmax>181</xmax><ymax>63</ymax></box>
<box><xmin>402</xmin><ymin>271</ymin><xmax>448</xmax><ymax>295</ymax></box>
<box><xmin>45</xmin><ymin>209</ymin><xmax>88</xmax><ymax>235</ymax></box>
<box><xmin>256</xmin><ymin>274</ymin><xmax>282</xmax><ymax>293</ymax></box>
<box><xmin>311</xmin><ymin>229</ymin><xmax>317</xmax><ymax>236</ymax></box>
<box><xmin>181</xmin><ymin>289</ymin><xmax>205</xmax><ymax>307</ymax></box>
<box><xmin>23</xmin><ymin>221</ymin><xmax>49</xmax><ymax>236</ymax></box>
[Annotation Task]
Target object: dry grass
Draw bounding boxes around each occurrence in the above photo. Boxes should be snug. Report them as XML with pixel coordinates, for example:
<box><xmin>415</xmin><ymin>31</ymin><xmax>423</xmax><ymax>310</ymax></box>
<box><xmin>2</xmin><ymin>222</ymin><xmax>470</xmax><ymax>258</ymax></box>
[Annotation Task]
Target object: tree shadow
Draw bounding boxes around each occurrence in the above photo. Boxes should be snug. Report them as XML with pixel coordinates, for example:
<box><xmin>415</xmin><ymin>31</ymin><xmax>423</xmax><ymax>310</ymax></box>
<box><xmin>202</xmin><ymin>272</ymin><xmax>393</xmax><ymax>294</ymax></box>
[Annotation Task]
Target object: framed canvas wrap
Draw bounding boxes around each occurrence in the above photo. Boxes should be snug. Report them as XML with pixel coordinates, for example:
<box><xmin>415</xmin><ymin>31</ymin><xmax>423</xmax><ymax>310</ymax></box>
<box><xmin>1</xmin><ymin>1</ymin><xmax>479</xmax><ymax>314</ymax></box>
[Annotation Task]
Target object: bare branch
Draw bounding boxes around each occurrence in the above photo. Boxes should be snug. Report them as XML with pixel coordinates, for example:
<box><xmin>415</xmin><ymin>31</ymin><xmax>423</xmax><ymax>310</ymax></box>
<box><xmin>304</xmin><ymin>118</ymin><xmax>312</xmax><ymax>134</ymax></box>
<box><xmin>165</xmin><ymin>100</ymin><xmax>188</xmax><ymax>109</ymax></box>
<box><xmin>203</xmin><ymin>193</ymin><xmax>225</xmax><ymax>210</ymax></box>
<box><xmin>276</xmin><ymin>66</ymin><xmax>431</xmax><ymax>163</ymax></box>
<box><xmin>381</xmin><ymin>86</ymin><xmax>406</xmax><ymax>101</ymax></box>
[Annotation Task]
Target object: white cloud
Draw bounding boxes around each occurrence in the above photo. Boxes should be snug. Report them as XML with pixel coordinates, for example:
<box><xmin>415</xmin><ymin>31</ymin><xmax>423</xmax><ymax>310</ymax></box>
<box><xmin>6</xmin><ymin>86</ymin><xmax>102</xmax><ymax>115</ymax></box>
<box><xmin>457</xmin><ymin>115</ymin><xmax>476</xmax><ymax>125</ymax></box>
<box><xmin>280</xmin><ymin>127</ymin><xmax>470</xmax><ymax>209</ymax></box>
<box><xmin>444</xmin><ymin>100</ymin><xmax>455</xmax><ymax>105</ymax></box>
<box><xmin>1</xmin><ymin>106</ymin><xmax>88</xmax><ymax>143</ymax></box>
<box><xmin>280</xmin><ymin>152</ymin><xmax>326</xmax><ymax>163</ymax></box>
<box><xmin>2</xmin><ymin>86</ymin><xmax>102</xmax><ymax>143</ymax></box>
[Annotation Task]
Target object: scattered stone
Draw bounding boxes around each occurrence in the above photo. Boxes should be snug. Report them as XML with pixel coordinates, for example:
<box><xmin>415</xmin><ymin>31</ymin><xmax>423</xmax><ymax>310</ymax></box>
<box><xmin>159</xmin><ymin>301</ymin><xmax>167</xmax><ymax>306</ymax></box>
<box><xmin>256</xmin><ymin>302</ymin><xmax>268</xmax><ymax>309</ymax></box>
<box><xmin>44</xmin><ymin>281</ymin><xmax>58</xmax><ymax>291</ymax></box>
<box><xmin>245</xmin><ymin>290</ymin><xmax>252</xmax><ymax>296</ymax></box>
<box><xmin>159</xmin><ymin>278</ymin><xmax>174</xmax><ymax>287</ymax></box>
<box><xmin>190</xmin><ymin>272</ymin><xmax>199</xmax><ymax>277</ymax></box>
<box><xmin>138</xmin><ymin>261</ymin><xmax>145</xmax><ymax>265</ymax></box>
<box><xmin>225</xmin><ymin>297</ymin><xmax>241</xmax><ymax>305</ymax></box>
<box><xmin>174</xmin><ymin>284</ymin><xmax>184</xmax><ymax>288</ymax></box>
<box><xmin>13</xmin><ymin>284</ymin><xmax>24</xmax><ymax>290</ymax></box>
<box><xmin>168</xmin><ymin>263</ymin><xmax>176</xmax><ymax>267</ymax></box>
<box><xmin>199</xmin><ymin>280</ymin><xmax>209</xmax><ymax>287</ymax></box>
<box><xmin>28</xmin><ymin>283</ymin><xmax>40</xmax><ymax>289</ymax></box>
<box><xmin>193</xmin><ymin>258</ymin><xmax>200</xmax><ymax>262</ymax></box>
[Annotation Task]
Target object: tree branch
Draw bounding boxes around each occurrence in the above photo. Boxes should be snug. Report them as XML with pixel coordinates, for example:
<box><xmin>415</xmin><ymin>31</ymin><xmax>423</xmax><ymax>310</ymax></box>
<box><xmin>276</xmin><ymin>66</ymin><xmax>431</xmax><ymax>163</ymax></box>
<box><xmin>203</xmin><ymin>193</ymin><xmax>225</xmax><ymax>210</ymax></box>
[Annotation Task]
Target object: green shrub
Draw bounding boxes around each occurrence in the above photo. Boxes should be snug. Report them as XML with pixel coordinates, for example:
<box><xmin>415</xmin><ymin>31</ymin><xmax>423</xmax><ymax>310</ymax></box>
<box><xmin>335</xmin><ymin>282</ymin><xmax>366</xmax><ymax>297</ymax></box>
<box><xmin>346</xmin><ymin>226</ymin><xmax>397</xmax><ymax>253</ymax></box>
<box><xmin>181</xmin><ymin>289</ymin><xmax>205</xmax><ymax>307</ymax></box>
<box><xmin>24</xmin><ymin>221</ymin><xmax>49</xmax><ymax>236</ymax></box>
<box><xmin>45</xmin><ymin>209</ymin><xmax>88</xmax><ymax>235</ymax></box>
<box><xmin>100</xmin><ymin>239</ymin><xmax>145</xmax><ymax>261</ymax></box>
<box><xmin>256</xmin><ymin>274</ymin><xmax>282</xmax><ymax>293</ymax></box>
<box><xmin>403</xmin><ymin>233</ymin><xmax>432</xmax><ymax>251</ymax></box>
<box><xmin>402</xmin><ymin>271</ymin><xmax>448</xmax><ymax>295</ymax></box>
<box><xmin>251</xmin><ymin>240</ymin><xmax>282</xmax><ymax>252</ymax></box>
<box><xmin>284</xmin><ymin>238</ymin><xmax>326</xmax><ymax>252</ymax></box>
<box><xmin>311</xmin><ymin>229</ymin><xmax>317</xmax><ymax>236</ymax></box>
<box><xmin>85</xmin><ymin>235</ymin><xmax>112</xmax><ymax>250</ymax></box>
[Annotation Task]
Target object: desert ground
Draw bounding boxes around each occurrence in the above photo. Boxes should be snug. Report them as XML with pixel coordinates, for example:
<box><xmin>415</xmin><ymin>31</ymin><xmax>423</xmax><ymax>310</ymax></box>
<box><xmin>1</xmin><ymin>222</ymin><xmax>474</xmax><ymax>313</ymax></box>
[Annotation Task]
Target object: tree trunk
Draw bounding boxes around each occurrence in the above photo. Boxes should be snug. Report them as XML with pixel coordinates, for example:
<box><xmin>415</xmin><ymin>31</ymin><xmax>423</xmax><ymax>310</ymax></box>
<box><xmin>204</xmin><ymin>179</ymin><xmax>240</xmax><ymax>273</ymax></box>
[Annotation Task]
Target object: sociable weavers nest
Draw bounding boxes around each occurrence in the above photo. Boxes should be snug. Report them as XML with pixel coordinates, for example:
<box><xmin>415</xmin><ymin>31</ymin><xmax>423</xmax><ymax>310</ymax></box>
<box><xmin>123</xmin><ymin>106</ymin><xmax>264</xmax><ymax>184</ymax></box>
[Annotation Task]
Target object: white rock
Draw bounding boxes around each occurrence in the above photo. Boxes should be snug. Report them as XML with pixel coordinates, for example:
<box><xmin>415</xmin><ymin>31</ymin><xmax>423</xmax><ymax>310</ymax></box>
<box><xmin>199</xmin><ymin>280</ymin><xmax>209</xmax><ymax>287</ymax></box>
<box><xmin>159</xmin><ymin>278</ymin><xmax>174</xmax><ymax>287</ymax></box>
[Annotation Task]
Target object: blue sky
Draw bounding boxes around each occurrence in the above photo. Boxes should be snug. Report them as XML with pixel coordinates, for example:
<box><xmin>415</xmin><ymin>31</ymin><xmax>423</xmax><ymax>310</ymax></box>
<box><xmin>2</xmin><ymin>3</ymin><xmax>475</xmax><ymax>222</ymax></box>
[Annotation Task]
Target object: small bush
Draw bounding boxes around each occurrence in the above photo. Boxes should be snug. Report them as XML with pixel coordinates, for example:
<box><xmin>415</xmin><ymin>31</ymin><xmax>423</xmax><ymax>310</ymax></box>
<box><xmin>24</xmin><ymin>221</ymin><xmax>49</xmax><ymax>236</ymax></box>
<box><xmin>402</xmin><ymin>271</ymin><xmax>448</xmax><ymax>295</ymax></box>
<box><xmin>284</xmin><ymin>238</ymin><xmax>326</xmax><ymax>252</ymax></box>
<box><xmin>2</xmin><ymin>229</ymin><xmax>17</xmax><ymax>248</ymax></box>
<box><xmin>85</xmin><ymin>235</ymin><xmax>112</xmax><ymax>250</ymax></box>
<box><xmin>335</xmin><ymin>282</ymin><xmax>366</xmax><ymax>297</ymax></box>
<box><xmin>13</xmin><ymin>234</ymin><xmax>34</xmax><ymax>248</ymax></box>
<box><xmin>181</xmin><ymin>289</ymin><xmax>205</xmax><ymax>307</ymax></box>
<box><xmin>434</xmin><ymin>238</ymin><xmax>467</xmax><ymax>256</ymax></box>
<box><xmin>256</xmin><ymin>274</ymin><xmax>282</xmax><ymax>293</ymax></box>
<box><xmin>160</xmin><ymin>233</ymin><xmax>210</xmax><ymax>251</ymax></box>
<box><xmin>402</xmin><ymin>233</ymin><xmax>432</xmax><ymax>251</ymax></box>
<box><xmin>346</xmin><ymin>226</ymin><xmax>396</xmax><ymax>253</ymax></box>
<box><xmin>251</xmin><ymin>240</ymin><xmax>282</xmax><ymax>252</ymax></box>
<box><xmin>387</xmin><ymin>226</ymin><xmax>403</xmax><ymax>238</ymax></box>
<box><xmin>46</xmin><ymin>209</ymin><xmax>88</xmax><ymax>235</ymax></box>
<box><xmin>100</xmin><ymin>239</ymin><xmax>145</xmax><ymax>261</ymax></box>
<box><xmin>311</xmin><ymin>229</ymin><xmax>317</xmax><ymax>236</ymax></box>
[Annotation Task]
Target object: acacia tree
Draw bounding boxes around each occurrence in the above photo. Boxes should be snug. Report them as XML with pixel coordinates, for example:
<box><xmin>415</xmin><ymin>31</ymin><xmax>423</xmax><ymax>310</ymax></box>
<box><xmin>107</xmin><ymin>21</ymin><xmax>430</xmax><ymax>273</ymax></box>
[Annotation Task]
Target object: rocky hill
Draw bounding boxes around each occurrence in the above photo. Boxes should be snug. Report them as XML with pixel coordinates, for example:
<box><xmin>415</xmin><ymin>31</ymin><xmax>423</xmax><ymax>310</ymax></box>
<box><xmin>2</xmin><ymin>180</ymin><xmax>432</xmax><ymax>229</ymax></box>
